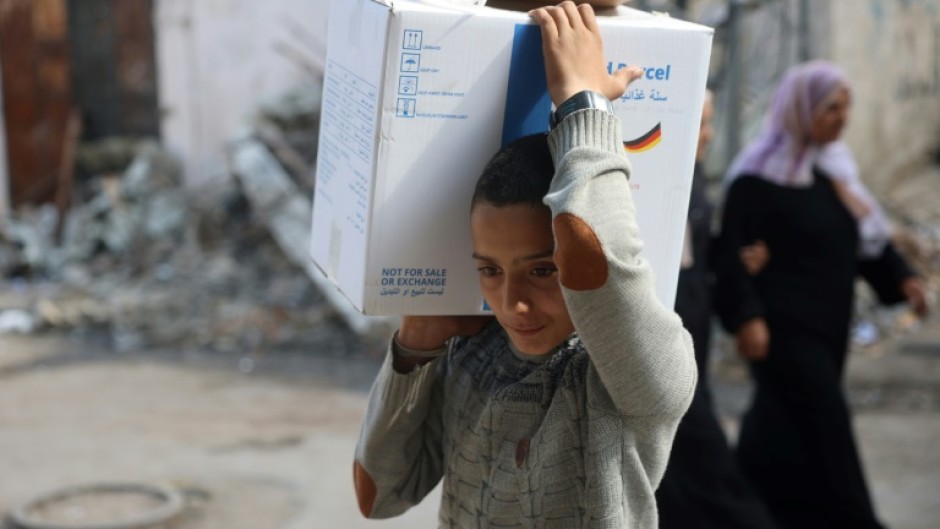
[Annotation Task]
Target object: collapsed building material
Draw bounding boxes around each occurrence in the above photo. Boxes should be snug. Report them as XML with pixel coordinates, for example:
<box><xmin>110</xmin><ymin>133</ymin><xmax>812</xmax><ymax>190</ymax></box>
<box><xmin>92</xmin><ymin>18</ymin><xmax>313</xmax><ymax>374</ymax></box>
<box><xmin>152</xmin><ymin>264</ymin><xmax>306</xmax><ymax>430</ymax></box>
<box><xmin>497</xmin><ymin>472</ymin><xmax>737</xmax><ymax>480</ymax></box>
<box><xmin>229</xmin><ymin>137</ymin><xmax>391</xmax><ymax>336</ymax></box>
<box><xmin>0</xmin><ymin>134</ymin><xmax>375</xmax><ymax>355</ymax></box>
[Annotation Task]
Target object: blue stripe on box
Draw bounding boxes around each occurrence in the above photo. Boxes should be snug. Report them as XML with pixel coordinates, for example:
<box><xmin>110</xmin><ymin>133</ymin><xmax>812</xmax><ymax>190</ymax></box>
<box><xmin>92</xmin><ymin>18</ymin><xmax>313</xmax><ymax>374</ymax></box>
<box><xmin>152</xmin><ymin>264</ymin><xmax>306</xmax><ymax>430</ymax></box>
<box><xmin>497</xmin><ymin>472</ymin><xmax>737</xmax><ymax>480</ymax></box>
<box><xmin>501</xmin><ymin>24</ymin><xmax>551</xmax><ymax>146</ymax></box>
<box><xmin>485</xmin><ymin>24</ymin><xmax>552</xmax><ymax>312</ymax></box>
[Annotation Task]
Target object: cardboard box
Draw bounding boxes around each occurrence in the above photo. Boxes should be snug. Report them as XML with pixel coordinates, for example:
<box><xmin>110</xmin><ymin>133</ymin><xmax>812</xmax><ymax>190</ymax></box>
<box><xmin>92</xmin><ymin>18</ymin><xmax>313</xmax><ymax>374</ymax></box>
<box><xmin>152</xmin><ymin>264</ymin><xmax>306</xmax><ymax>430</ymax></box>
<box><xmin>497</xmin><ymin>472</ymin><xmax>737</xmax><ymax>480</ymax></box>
<box><xmin>310</xmin><ymin>0</ymin><xmax>713</xmax><ymax>315</ymax></box>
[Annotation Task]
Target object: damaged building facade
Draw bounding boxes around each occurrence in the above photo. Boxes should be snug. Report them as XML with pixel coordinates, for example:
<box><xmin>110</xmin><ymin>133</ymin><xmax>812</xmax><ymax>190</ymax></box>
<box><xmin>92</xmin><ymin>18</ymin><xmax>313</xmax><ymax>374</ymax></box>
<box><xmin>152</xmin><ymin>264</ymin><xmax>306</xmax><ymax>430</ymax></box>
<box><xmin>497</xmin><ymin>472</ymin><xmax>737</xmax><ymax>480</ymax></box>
<box><xmin>0</xmin><ymin>0</ymin><xmax>376</xmax><ymax>352</ymax></box>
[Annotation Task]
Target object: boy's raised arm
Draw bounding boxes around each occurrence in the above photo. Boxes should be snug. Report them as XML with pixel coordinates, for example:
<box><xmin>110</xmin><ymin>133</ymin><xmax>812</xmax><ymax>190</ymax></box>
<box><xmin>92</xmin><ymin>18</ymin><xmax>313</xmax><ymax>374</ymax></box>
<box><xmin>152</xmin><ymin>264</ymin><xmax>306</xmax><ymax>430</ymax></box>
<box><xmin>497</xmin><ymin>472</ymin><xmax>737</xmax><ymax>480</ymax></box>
<box><xmin>531</xmin><ymin>3</ymin><xmax>697</xmax><ymax>418</ymax></box>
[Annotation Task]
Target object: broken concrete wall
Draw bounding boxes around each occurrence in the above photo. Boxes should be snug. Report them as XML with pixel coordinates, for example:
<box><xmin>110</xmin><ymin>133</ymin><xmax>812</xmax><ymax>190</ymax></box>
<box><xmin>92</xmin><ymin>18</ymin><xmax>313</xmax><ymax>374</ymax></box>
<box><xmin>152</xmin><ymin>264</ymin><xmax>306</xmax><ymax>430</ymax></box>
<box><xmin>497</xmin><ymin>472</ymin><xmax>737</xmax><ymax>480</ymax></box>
<box><xmin>0</xmin><ymin>133</ymin><xmax>383</xmax><ymax>353</ymax></box>
<box><xmin>156</xmin><ymin>0</ymin><xmax>330</xmax><ymax>187</ymax></box>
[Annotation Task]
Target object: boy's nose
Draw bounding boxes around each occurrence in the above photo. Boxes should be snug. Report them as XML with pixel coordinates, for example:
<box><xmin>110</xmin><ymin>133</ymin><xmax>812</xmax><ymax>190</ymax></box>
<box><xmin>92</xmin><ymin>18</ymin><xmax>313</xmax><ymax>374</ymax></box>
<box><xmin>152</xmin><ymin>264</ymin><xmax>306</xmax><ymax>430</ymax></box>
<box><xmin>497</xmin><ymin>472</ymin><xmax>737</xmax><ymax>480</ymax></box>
<box><xmin>503</xmin><ymin>279</ymin><xmax>531</xmax><ymax>314</ymax></box>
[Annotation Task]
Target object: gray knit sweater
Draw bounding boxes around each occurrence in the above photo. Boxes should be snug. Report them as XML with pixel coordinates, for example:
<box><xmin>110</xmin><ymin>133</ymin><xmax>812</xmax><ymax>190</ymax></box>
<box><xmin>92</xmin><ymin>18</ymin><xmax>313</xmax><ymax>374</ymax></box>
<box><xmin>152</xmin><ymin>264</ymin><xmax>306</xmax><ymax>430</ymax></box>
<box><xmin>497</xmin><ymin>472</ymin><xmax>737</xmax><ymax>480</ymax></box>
<box><xmin>354</xmin><ymin>110</ymin><xmax>697</xmax><ymax>528</ymax></box>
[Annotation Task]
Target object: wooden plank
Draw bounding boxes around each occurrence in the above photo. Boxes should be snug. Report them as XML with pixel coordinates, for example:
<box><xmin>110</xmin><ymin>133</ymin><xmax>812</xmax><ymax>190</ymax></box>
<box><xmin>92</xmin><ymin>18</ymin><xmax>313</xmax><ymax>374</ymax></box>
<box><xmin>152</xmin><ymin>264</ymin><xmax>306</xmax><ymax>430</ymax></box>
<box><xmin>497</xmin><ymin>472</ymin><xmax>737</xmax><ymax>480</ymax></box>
<box><xmin>32</xmin><ymin>0</ymin><xmax>71</xmax><ymax>204</ymax></box>
<box><xmin>0</xmin><ymin>0</ymin><xmax>44</xmax><ymax>204</ymax></box>
<box><xmin>54</xmin><ymin>108</ymin><xmax>81</xmax><ymax>241</ymax></box>
<box><xmin>0</xmin><ymin>0</ymin><xmax>73</xmax><ymax>206</ymax></box>
<box><xmin>37</xmin><ymin>40</ymin><xmax>71</xmax><ymax>96</ymax></box>
<box><xmin>0</xmin><ymin>51</ymin><xmax>9</xmax><ymax>217</ymax></box>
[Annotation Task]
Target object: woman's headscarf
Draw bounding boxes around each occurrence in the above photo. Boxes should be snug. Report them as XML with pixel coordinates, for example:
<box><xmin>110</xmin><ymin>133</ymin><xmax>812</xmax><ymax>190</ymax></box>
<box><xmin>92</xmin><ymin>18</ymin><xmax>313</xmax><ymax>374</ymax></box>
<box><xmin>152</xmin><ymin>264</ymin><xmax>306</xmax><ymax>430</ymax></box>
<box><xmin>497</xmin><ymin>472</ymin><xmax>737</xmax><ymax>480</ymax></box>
<box><xmin>725</xmin><ymin>60</ymin><xmax>892</xmax><ymax>258</ymax></box>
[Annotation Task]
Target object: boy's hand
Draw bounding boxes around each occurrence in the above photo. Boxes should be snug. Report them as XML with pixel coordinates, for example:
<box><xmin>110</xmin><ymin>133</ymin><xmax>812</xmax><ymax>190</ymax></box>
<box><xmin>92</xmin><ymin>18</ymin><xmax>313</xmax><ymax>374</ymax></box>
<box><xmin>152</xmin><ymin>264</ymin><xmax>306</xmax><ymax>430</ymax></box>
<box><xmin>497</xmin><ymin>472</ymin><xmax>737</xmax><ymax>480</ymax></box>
<box><xmin>489</xmin><ymin>0</ymin><xmax>623</xmax><ymax>12</ymax></box>
<box><xmin>398</xmin><ymin>315</ymin><xmax>492</xmax><ymax>350</ymax></box>
<box><xmin>530</xmin><ymin>1</ymin><xmax>642</xmax><ymax>106</ymax></box>
<box><xmin>393</xmin><ymin>316</ymin><xmax>492</xmax><ymax>373</ymax></box>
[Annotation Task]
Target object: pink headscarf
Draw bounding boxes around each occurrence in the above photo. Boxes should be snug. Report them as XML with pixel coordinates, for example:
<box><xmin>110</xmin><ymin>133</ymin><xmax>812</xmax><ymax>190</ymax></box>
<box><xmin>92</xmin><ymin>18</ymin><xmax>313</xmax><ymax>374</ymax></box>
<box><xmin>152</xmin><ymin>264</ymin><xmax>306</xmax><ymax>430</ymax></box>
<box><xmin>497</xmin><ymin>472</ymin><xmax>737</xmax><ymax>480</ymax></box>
<box><xmin>725</xmin><ymin>60</ymin><xmax>892</xmax><ymax>258</ymax></box>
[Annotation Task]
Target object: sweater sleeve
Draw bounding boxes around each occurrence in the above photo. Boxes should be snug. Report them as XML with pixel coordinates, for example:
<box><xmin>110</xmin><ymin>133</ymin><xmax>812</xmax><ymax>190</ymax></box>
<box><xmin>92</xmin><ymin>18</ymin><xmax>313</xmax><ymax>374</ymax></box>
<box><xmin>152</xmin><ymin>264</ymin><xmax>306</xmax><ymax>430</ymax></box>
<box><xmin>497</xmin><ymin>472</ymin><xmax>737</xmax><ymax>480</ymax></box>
<box><xmin>352</xmin><ymin>346</ymin><xmax>445</xmax><ymax>518</ymax></box>
<box><xmin>713</xmin><ymin>177</ymin><xmax>766</xmax><ymax>333</ymax></box>
<box><xmin>543</xmin><ymin>109</ymin><xmax>697</xmax><ymax>419</ymax></box>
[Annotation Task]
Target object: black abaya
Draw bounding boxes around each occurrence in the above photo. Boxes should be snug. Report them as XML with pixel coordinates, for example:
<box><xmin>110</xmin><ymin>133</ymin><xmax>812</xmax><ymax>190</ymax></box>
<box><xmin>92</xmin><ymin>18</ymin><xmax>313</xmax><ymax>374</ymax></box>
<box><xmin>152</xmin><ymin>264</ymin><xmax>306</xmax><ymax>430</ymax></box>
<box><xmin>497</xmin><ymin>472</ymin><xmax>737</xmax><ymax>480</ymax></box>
<box><xmin>713</xmin><ymin>170</ymin><xmax>912</xmax><ymax>529</ymax></box>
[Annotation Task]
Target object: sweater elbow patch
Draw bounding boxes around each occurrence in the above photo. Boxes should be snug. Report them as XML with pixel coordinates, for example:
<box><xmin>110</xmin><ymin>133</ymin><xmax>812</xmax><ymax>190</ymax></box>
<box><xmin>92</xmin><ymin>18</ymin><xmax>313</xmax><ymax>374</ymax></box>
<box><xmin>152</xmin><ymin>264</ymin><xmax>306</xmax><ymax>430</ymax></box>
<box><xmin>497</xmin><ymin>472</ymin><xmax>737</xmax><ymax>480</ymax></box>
<box><xmin>553</xmin><ymin>213</ymin><xmax>608</xmax><ymax>290</ymax></box>
<box><xmin>353</xmin><ymin>460</ymin><xmax>378</xmax><ymax>517</ymax></box>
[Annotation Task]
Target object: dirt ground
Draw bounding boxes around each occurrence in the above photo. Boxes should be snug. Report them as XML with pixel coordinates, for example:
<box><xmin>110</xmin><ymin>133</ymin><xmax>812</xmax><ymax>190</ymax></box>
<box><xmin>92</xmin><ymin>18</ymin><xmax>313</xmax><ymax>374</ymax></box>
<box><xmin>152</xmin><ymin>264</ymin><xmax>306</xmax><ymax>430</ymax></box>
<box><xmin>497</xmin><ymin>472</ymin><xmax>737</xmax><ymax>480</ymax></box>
<box><xmin>1</xmin><ymin>321</ymin><xmax>938</xmax><ymax>529</ymax></box>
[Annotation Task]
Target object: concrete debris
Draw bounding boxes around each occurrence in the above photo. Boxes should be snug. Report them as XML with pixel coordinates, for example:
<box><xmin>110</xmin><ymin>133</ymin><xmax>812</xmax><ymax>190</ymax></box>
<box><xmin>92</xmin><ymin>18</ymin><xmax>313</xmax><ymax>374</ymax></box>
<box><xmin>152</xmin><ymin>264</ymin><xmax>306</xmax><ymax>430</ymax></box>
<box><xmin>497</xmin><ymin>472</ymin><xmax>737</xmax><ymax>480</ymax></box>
<box><xmin>230</xmin><ymin>138</ymin><xmax>390</xmax><ymax>336</ymax></box>
<box><xmin>256</xmin><ymin>86</ymin><xmax>321</xmax><ymax>139</ymax></box>
<box><xmin>852</xmin><ymin>319</ymin><xmax>880</xmax><ymax>347</ymax></box>
<box><xmin>0</xmin><ymin>309</ymin><xmax>37</xmax><ymax>335</ymax></box>
<box><xmin>0</xmin><ymin>84</ymin><xmax>394</xmax><ymax>355</ymax></box>
<box><xmin>58</xmin><ymin>144</ymin><xmax>186</xmax><ymax>262</ymax></box>
<box><xmin>254</xmin><ymin>85</ymin><xmax>322</xmax><ymax>195</ymax></box>
<box><xmin>76</xmin><ymin>137</ymin><xmax>153</xmax><ymax>178</ymax></box>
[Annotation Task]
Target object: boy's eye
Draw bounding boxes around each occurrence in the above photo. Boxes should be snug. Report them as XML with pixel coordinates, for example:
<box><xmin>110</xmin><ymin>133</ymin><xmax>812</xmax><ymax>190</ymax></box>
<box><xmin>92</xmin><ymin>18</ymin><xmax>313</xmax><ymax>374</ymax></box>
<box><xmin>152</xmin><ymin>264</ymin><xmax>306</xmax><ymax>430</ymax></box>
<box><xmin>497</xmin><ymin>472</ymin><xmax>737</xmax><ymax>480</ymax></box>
<box><xmin>478</xmin><ymin>266</ymin><xmax>499</xmax><ymax>277</ymax></box>
<box><xmin>531</xmin><ymin>266</ymin><xmax>557</xmax><ymax>278</ymax></box>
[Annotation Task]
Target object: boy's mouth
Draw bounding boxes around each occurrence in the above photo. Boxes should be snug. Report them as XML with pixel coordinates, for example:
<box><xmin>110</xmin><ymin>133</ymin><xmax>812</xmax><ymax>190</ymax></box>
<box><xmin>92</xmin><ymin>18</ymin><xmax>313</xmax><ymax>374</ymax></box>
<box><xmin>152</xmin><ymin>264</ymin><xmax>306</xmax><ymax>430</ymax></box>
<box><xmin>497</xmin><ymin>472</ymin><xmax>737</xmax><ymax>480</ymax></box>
<box><xmin>508</xmin><ymin>325</ymin><xmax>544</xmax><ymax>337</ymax></box>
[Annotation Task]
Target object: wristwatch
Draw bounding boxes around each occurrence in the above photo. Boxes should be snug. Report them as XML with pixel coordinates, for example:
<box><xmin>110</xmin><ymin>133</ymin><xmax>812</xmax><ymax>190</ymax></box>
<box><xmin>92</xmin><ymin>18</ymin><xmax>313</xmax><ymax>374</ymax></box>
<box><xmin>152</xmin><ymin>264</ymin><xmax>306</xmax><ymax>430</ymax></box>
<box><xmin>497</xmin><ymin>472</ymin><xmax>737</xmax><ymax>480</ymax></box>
<box><xmin>549</xmin><ymin>90</ymin><xmax>615</xmax><ymax>129</ymax></box>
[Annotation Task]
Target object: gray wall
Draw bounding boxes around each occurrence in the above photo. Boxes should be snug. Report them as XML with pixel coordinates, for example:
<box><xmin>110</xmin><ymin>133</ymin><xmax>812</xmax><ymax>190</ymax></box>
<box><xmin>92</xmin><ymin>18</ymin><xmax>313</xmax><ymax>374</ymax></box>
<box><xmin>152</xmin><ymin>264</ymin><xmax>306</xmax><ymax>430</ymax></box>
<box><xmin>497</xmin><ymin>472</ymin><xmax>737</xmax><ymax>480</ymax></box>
<box><xmin>697</xmin><ymin>0</ymin><xmax>939</xmax><ymax>198</ymax></box>
<box><xmin>156</xmin><ymin>0</ymin><xmax>329</xmax><ymax>186</ymax></box>
<box><xmin>831</xmin><ymin>0</ymin><xmax>940</xmax><ymax>196</ymax></box>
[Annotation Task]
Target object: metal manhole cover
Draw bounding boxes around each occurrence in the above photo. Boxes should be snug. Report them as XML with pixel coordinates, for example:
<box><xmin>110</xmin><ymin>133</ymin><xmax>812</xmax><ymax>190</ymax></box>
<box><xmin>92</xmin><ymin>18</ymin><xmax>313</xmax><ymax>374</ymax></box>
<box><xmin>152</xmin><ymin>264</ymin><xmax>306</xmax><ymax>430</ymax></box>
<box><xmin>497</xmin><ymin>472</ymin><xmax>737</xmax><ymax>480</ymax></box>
<box><xmin>10</xmin><ymin>483</ymin><xmax>184</xmax><ymax>529</ymax></box>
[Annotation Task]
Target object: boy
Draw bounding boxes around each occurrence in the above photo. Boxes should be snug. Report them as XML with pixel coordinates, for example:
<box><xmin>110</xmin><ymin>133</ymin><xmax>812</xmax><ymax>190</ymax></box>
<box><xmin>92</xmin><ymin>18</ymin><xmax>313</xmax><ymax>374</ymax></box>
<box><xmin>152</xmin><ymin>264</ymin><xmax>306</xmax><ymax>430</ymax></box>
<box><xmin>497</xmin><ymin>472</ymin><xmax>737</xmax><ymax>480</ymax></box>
<box><xmin>353</xmin><ymin>3</ymin><xmax>696</xmax><ymax>526</ymax></box>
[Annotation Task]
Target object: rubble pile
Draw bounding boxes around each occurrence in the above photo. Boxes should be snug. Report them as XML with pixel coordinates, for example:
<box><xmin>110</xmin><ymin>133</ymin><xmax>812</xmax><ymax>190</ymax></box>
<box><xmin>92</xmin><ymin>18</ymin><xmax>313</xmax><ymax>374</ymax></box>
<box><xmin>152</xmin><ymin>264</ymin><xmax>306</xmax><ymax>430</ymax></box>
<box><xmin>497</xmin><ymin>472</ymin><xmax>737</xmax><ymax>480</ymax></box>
<box><xmin>252</xmin><ymin>87</ymin><xmax>322</xmax><ymax>198</ymax></box>
<box><xmin>0</xmin><ymin>88</ymin><xmax>388</xmax><ymax>356</ymax></box>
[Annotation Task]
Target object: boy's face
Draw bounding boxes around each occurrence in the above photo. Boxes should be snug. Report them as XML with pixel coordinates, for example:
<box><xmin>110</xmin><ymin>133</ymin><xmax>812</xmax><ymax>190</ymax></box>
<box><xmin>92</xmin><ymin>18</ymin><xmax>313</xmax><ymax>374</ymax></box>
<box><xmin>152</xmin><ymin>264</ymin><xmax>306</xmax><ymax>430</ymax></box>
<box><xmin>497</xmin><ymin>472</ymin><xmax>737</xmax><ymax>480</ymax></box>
<box><xmin>471</xmin><ymin>203</ymin><xmax>575</xmax><ymax>355</ymax></box>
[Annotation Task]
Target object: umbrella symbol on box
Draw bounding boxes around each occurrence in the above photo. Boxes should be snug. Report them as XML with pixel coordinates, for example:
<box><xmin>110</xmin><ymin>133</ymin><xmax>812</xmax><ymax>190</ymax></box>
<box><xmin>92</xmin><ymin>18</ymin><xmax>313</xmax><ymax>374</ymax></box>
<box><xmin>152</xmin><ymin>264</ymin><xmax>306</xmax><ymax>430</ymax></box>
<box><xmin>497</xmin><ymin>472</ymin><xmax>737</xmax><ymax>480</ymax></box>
<box><xmin>401</xmin><ymin>53</ymin><xmax>420</xmax><ymax>72</ymax></box>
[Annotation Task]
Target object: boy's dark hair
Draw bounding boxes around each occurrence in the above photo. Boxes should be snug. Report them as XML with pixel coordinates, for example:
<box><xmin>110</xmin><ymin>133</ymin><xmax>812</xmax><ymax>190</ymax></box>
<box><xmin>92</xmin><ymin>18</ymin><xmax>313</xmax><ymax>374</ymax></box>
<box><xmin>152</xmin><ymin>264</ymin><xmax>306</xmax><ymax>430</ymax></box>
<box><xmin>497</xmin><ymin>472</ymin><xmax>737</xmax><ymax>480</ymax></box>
<box><xmin>471</xmin><ymin>133</ymin><xmax>554</xmax><ymax>210</ymax></box>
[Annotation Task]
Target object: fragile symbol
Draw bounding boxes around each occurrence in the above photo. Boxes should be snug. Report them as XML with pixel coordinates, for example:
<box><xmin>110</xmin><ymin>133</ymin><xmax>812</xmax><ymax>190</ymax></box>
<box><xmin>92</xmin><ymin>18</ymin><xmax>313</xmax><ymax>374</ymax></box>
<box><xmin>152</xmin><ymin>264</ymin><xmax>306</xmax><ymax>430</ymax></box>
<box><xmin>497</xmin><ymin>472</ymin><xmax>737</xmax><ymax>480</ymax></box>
<box><xmin>397</xmin><ymin>98</ymin><xmax>416</xmax><ymax>118</ymax></box>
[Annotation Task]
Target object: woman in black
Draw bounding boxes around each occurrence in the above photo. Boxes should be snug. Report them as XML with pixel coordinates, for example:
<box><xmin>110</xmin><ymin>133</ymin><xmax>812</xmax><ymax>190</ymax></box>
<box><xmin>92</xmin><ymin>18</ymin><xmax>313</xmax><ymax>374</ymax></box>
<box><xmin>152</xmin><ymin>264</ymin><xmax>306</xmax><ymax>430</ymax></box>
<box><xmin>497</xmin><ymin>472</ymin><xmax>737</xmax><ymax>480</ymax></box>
<box><xmin>714</xmin><ymin>61</ymin><xmax>928</xmax><ymax>529</ymax></box>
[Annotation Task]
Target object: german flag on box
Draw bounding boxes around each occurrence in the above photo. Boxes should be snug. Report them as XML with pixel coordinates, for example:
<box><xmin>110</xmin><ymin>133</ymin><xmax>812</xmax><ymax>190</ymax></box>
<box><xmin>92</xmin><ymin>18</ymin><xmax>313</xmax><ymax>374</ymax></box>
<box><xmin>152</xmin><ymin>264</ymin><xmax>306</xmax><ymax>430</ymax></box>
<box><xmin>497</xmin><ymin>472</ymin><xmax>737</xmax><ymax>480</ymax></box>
<box><xmin>624</xmin><ymin>123</ymin><xmax>662</xmax><ymax>153</ymax></box>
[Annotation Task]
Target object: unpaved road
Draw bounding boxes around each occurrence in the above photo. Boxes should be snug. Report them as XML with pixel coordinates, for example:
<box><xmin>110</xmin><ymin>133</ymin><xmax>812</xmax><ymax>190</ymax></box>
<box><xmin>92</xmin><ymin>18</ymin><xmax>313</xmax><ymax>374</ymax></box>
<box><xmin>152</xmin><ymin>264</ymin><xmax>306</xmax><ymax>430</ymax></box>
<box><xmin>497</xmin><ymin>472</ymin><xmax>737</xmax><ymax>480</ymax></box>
<box><xmin>0</xmin><ymin>333</ymin><xmax>438</xmax><ymax>528</ymax></box>
<box><xmin>1</xmin><ymin>328</ymin><xmax>938</xmax><ymax>528</ymax></box>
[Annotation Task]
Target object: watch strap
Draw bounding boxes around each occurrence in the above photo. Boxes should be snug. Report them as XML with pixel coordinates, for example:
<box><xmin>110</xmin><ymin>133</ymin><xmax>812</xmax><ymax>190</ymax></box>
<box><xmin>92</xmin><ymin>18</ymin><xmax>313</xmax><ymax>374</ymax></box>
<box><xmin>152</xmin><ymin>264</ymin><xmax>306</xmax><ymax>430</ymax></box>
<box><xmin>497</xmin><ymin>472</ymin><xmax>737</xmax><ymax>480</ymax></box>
<box><xmin>550</xmin><ymin>90</ymin><xmax>615</xmax><ymax>129</ymax></box>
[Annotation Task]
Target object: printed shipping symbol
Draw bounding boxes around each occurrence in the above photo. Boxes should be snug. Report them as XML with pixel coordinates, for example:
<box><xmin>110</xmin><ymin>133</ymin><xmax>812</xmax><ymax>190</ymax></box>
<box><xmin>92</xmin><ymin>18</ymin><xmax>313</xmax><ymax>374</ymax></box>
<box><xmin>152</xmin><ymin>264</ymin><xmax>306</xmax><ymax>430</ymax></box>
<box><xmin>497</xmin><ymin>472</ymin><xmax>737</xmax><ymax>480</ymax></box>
<box><xmin>397</xmin><ymin>98</ymin><xmax>416</xmax><ymax>118</ymax></box>
<box><xmin>403</xmin><ymin>30</ymin><xmax>423</xmax><ymax>50</ymax></box>
<box><xmin>401</xmin><ymin>53</ymin><xmax>420</xmax><ymax>73</ymax></box>
<box><xmin>399</xmin><ymin>76</ymin><xmax>418</xmax><ymax>95</ymax></box>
